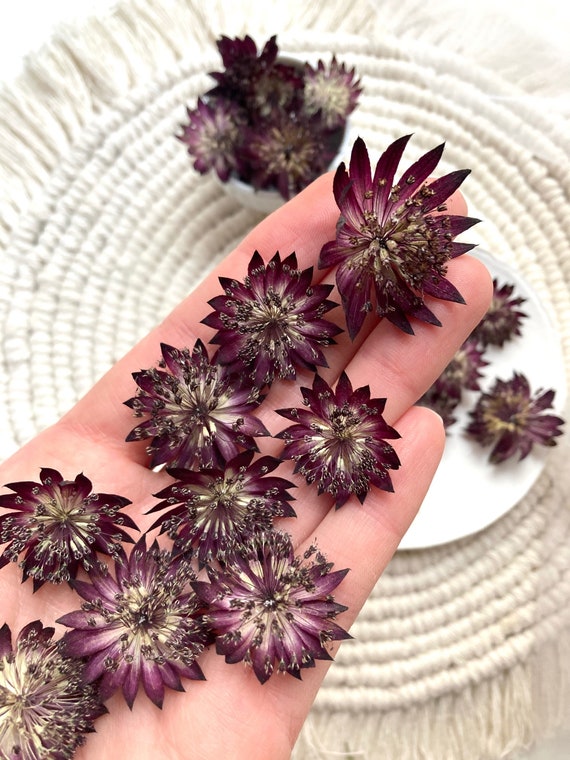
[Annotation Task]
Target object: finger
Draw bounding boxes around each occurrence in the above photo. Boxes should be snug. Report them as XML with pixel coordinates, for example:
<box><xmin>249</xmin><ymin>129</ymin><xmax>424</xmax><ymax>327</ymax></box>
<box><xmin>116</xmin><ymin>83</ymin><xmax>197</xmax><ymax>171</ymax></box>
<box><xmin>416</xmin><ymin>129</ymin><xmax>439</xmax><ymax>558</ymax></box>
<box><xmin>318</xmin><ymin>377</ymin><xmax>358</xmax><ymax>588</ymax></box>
<box><xmin>253</xmin><ymin>406</ymin><xmax>446</xmax><ymax>747</ymax></box>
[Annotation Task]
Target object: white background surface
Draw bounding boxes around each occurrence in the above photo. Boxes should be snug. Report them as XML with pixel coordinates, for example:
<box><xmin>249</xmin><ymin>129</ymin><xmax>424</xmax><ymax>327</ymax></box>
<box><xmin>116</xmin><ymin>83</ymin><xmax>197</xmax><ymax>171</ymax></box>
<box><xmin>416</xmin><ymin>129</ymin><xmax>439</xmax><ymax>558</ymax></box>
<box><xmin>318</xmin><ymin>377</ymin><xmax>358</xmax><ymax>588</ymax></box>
<box><xmin>0</xmin><ymin>1</ymin><xmax>568</xmax><ymax>758</ymax></box>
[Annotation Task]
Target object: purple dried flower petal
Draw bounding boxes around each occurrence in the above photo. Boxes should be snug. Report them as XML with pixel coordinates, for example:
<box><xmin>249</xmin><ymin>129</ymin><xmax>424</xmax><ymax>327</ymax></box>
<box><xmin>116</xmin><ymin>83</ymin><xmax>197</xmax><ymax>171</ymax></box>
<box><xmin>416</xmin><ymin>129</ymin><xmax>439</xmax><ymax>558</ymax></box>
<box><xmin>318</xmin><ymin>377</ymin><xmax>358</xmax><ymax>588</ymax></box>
<box><xmin>203</xmin><ymin>250</ymin><xmax>342</xmax><ymax>387</ymax></box>
<box><xmin>124</xmin><ymin>339</ymin><xmax>269</xmax><ymax>469</ymax></box>
<box><xmin>148</xmin><ymin>450</ymin><xmax>296</xmax><ymax>566</ymax></box>
<box><xmin>194</xmin><ymin>530</ymin><xmax>350</xmax><ymax>684</ymax></box>
<box><xmin>0</xmin><ymin>469</ymin><xmax>137</xmax><ymax>589</ymax></box>
<box><xmin>466</xmin><ymin>372</ymin><xmax>565</xmax><ymax>463</ymax></box>
<box><xmin>58</xmin><ymin>536</ymin><xmax>208</xmax><ymax>709</ymax></box>
<box><xmin>319</xmin><ymin>136</ymin><xmax>479</xmax><ymax>339</ymax></box>
<box><xmin>277</xmin><ymin>372</ymin><xmax>401</xmax><ymax>508</ymax></box>
<box><xmin>0</xmin><ymin>620</ymin><xmax>105</xmax><ymax>758</ymax></box>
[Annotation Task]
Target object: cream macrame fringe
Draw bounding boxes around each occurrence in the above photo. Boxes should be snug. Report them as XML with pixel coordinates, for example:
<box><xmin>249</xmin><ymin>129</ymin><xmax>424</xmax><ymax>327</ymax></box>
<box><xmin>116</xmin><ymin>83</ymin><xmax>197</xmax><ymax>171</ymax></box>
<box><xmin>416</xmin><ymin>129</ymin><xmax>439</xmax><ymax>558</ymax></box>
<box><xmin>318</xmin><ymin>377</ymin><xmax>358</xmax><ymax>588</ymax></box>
<box><xmin>1</xmin><ymin>2</ymin><xmax>569</xmax><ymax>759</ymax></box>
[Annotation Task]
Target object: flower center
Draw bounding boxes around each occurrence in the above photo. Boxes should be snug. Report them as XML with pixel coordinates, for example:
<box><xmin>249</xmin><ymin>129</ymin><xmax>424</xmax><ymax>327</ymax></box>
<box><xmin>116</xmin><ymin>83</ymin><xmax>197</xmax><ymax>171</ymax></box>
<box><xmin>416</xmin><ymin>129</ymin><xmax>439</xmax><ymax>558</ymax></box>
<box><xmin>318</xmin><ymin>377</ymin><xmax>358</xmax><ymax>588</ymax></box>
<box><xmin>350</xmin><ymin>203</ymin><xmax>451</xmax><ymax>290</ymax></box>
<box><xmin>117</xmin><ymin>585</ymin><xmax>166</xmax><ymax>635</ymax></box>
<box><xmin>483</xmin><ymin>392</ymin><xmax>529</xmax><ymax>434</ymax></box>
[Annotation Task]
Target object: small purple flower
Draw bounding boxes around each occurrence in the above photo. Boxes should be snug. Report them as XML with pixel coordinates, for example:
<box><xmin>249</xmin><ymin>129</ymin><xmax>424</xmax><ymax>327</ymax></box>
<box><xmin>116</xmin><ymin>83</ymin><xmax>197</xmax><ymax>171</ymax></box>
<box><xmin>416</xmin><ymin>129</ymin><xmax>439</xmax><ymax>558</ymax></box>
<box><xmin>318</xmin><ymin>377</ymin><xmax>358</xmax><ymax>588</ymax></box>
<box><xmin>58</xmin><ymin>536</ymin><xmax>208</xmax><ymax>709</ymax></box>
<box><xmin>124</xmin><ymin>340</ymin><xmax>270</xmax><ymax>469</ymax></box>
<box><xmin>466</xmin><ymin>372</ymin><xmax>565</xmax><ymax>463</ymax></box>
<box><xmin>0</xmin><ymin>620</ymin><xmax>105</xmax><ymax>759</ymax></box>
<box><xmin>276</xmin><ymin>372</ymin><xmax>401</xmax><ymax>508</ymax></box>
<box><xmin>0</xmin><ymin>468</ymin><xmax>137</xmax><ymax>589</ymax></box>
<box><xmin>245</xmin><ymin>113</ymin><xmax>335</xmax><ymax>199</ymax></box>
<box><xmin>444</xmin><ymin>338</ymin><xmax>488</xmax><ymax>392</ymax></box>
<box><xmin>193</xmin><ymin>530</ymin><xmax>350</xmax><ymax>684</ymax></box>
<box><xmin>319</xmin><ymin>135</ymin><xmax>479</xmax><ymax>338</ymax></box>
<box><xmin>303</xmin><ymin>56</ymin><xmax>362</xmax><ymax>129</ymax></box>
<box><xmin>207</xmin><ymin>34</ymin><xmax>280</xmax><ymax>109</ymax></box>
<box><xmin>471</xmin><ymin>278</ymin><xmax>528</xmax><ymax>347</ymax></box>
<box><xmin>203</xmin><ymin>251</ymin><xmax>342</xmax><ymax>387</ymax></box>
<box><xmin>178</xmin><ymin>98</ymin><xmax>244</xmax><ymax>182</ymax></box>
<box><xmin>148</xmin><ymin>451</ymin><xmax>296</xmax><ymax>566</ymax></box>
<box><xmin>417</xmin><ymin>379</ymin><xmax>462</xmax><ymax>429</ymax></box>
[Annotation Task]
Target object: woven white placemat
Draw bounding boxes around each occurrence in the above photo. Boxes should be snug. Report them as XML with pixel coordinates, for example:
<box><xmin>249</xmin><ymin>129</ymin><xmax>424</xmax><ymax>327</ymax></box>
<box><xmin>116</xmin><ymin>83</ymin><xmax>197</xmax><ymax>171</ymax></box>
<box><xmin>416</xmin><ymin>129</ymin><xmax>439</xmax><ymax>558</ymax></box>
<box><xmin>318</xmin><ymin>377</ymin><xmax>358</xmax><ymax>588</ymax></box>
<box><xmin>1</xmin><ymin>1</ymin><xmax>569</xmax><ymax>758</ymax></box>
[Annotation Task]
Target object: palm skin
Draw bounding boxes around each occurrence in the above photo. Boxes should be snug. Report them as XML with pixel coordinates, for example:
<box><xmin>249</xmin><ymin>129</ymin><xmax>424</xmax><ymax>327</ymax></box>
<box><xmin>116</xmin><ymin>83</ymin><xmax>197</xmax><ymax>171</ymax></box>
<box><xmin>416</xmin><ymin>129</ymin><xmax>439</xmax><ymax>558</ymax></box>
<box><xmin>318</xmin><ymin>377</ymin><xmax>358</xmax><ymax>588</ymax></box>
<box><xmin>0</xmin><ymin>173</ymin><xmax>492</xmax><ymax>759</ymax></box>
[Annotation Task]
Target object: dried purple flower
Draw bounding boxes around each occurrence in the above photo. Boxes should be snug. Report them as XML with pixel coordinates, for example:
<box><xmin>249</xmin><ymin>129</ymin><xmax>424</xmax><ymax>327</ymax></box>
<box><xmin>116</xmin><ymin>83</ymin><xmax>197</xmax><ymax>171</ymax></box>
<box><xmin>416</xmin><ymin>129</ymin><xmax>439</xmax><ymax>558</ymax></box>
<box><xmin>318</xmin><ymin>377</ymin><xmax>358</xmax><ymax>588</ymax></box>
<box><xmin>0</xmin><ymin>620</ymin><xmax>105</xmax><ymax>759</ymax></box>
<box><xmin>466</xmin><ymin>372</ymin><xmax>565</xmax><ymax>463</ymax></box>
<box><xmin>124</xmin><ymin>340</ymin><xmax>269</xmax><ymax>469</ymax></box>
<box><xmin>245</xmin><ymin>113</ymin><xmax>335</xmax><ymax>200</ymax></box>
<box><xmin>194</xmin><ymin>530</ymin><xmax>350</xmax><ymax>684</ymax></box>
<box><xmin>207</xmin><ymin>34</ymin><xmax>280</xmax><ymax>109</ymax></box>
<box><xmin>203</xmin><ymin>251</ymin><xmax>342</xmax><ymax>387</ymax></box>
<box><xmin>276</xmin><ymin>372</ymin><xmax>401</xmax><ymax>507</ymax></box>
<box><xmin>0</xmin><ymin>468</ymin><xmax>137</xmax><ymax>590</ymax></box>
<box><xmin>417</xmin><ymin>379</ymin><xmax>462</xmax><ymax>429</ymax></box>
<box><xmin>444</xmin><ymin>338</ymin><xmax>488</xmax><ymax>392</ymax></box>
<box><xmin>177</xmin><ymin>98</ymin><xmax>244</xmax><ymax>182</ymax></box>
<box><xmin>470</xmin><ymin>278</ymin><xmax>528</xmax><ymax>347</ymax></box>
<box><xmin>58</xmin><ymin>536</ymin><xmax>208</xmax><ymax>709</ymax></box>
<box><xmin>303</xmin><ymin>56</ymin><xmax>361</xmax><ymax>129</ymax></box>
<box><xmin>319</xmin><ymin>135</ymin><xmax>479</xmax><ymax>338</ymax></box>
<box><xmin>147</xmin><ymin>451</ymin><xmax>296</xmax><ymax>566</ymax></box>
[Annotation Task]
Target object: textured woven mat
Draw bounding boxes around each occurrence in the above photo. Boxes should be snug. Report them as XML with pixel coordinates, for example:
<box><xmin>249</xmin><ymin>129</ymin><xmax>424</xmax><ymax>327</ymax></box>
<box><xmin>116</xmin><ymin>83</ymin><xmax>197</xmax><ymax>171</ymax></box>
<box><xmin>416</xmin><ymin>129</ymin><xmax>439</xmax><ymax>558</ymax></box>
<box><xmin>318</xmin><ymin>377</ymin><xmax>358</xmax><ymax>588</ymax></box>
<box><xmin>1</xmin><ymin>2</ymin><xmax>569</xmax><ymax>758</ymax></box>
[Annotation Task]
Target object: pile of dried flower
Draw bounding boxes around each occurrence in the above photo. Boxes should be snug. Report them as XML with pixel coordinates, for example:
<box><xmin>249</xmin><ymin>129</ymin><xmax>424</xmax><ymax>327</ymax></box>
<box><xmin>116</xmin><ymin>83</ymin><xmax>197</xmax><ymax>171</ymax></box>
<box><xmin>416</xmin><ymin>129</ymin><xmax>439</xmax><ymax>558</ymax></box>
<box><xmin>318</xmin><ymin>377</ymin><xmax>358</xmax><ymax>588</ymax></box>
<box><xmin>178</xmin><ymin>34</ymin><xmax>361</xmax><ymax>200</ymax></box>
<box><xmin>0</xmin><ymin>113</ymin><xmax>564</xmax><ymax>757</ymax></box>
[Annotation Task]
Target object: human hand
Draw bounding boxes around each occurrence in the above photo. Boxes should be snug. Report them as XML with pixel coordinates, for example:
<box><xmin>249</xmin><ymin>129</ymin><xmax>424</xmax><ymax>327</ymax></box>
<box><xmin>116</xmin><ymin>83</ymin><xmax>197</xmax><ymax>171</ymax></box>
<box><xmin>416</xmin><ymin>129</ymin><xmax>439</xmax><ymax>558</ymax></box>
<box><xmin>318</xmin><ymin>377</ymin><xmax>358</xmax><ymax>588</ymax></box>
<box><xmin>0</xmin><ymin>171</ymin><xmax>492</xmax><ymax>760</ymax></box>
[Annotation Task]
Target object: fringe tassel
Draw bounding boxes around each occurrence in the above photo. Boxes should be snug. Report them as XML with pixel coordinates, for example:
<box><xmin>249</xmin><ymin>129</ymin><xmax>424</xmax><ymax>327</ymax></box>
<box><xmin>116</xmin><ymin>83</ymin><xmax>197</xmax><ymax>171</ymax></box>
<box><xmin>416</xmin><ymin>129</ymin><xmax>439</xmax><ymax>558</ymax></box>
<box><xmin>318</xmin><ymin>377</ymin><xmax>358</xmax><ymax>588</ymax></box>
<box><xmin>295</xmin><ymin>631</ymin><xmax>570</xmax><ymax>759</ymax></box>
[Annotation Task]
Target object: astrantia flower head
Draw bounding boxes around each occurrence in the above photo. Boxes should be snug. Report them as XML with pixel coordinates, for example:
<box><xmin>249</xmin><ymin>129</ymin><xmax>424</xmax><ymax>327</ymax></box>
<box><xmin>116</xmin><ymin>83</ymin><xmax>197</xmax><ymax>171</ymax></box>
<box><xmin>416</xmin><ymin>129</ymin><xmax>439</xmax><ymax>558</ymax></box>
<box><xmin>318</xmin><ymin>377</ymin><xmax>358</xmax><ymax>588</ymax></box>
<box><xmin>125</xmin><ymin>340</ymin><xmax>269</xmax><ymax>469</ymax></box>
<box><xmin>58</xmin><ymin>536</ymin><xmax>208</xmax><ymax>709</ymax></box>
<box><xmin>466</xmin><ymin>372</ymin><xmax>565</xmax><ymax>463</ymax></box>
<box><xmin>319</xmin><ymin>135</ymin><xmax>479</xmax><ymax>338</ymax></box>
<box><xmin>277</xmin><ymin>372</ymin><xmax>401</xmax><ymax>507</ymax></box>
<box><xmin>148</xmin><ymin>451</ymin><xmax>296</xmax><ymax>567</ymax></box>
<box><xmin>194</xmin><ymin>530</ymin><xmax>350</xmax><ymax>684</ymax></box>
<box><xmin>203</xmin><ymin>251</ymin><xmax>342</xmax><ymax>387</ymax></box>
<box><xmin>0</xmin><ymin>620</ymin><xmax>104</xmax><ymax>760</ymax></box>
<box><xmin>443</xmin><ymin>338</ymin><xmax>488</xmax><ymax>392</ymax></box>
<box><xmin>417</xmin><ymin>378</ymin><xmax>462</xmax><ymax>429</ymax></box>
<box><xmin>418</xmin><ymin>339</ymin><xmax>487</xmax><ymax>428</ymax></box>
<box><xmin>470</xmin><ymin>278</ymin><xmax>528</xmax><ymax>347</ymax></box>
<box><xmin>303</xmin><ymin>56</ymin><xmax>362</xmax><ymax>129</ymax></box>
<box><xmin>0</xmin><ymin>468</ymin><xmax>137</xmax><ymax>590</ymax></box>
<box><xmin>178</xmin><ymin>98</ymin><xmax>244</xmax><ymax>182</ymax></box>
<box><xmin>245</xmin><ymin>113</ymin><xmax>335</xmax><ymax>200</ymax></box>
<box><xmin>207</xmin><ymin>34</ymin><xmax>280</xmax><ymax>109</ymax></box>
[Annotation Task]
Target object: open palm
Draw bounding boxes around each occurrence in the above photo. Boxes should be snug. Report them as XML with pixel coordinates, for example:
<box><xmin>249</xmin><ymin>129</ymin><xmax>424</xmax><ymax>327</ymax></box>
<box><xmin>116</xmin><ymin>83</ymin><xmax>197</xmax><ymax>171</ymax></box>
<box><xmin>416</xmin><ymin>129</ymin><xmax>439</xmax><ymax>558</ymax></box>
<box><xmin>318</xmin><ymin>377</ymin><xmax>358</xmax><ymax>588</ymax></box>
<box><xmin>0</xmin><ymin>174</ymin><xmax>491</xmax><ymax>759</ymax></box>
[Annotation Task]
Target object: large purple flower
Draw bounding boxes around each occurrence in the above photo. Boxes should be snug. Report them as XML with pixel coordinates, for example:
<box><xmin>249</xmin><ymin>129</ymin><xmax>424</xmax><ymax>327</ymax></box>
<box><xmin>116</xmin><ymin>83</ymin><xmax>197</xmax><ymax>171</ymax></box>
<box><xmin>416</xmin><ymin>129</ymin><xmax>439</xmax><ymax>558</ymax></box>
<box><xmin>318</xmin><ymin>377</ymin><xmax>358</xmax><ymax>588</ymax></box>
<box><xmin>58</xmin><ymin>537</ymin><xmax>208</xmax><ymax>709</ymax></box>
<box><xmin>0</xmin><ymin>468</ymin><xmax>137</xmax><ymax>589</ymax></box>
<box><xmin>466</xmin><ymin>372</ymin><xmax>565</xmax><ymax>463</ymax></box>
<box><xmin>319</xmin><ymin>135</ymin><xmax>479</xmax><ymax>338</ymax></box>
<box><xmin>276</xmin><ymin>372</ymin><xmax>401</xmax><ymax>508</ymax></box>
<box><xmin>0</xmin><ymin>620</ymin><xmax>105</xmax><ymax>759</ymax></box>
<box><xmin>194</xmin><ymin>530</ymin><xmax>350</xmax><ymax>684</ymax></box>
<box><xmin>148</xmin><ymin>451</ymin><xmax>296</xmax><ymax>566</ymax></box>
<box><xmin>178</xmin><ymin>98</ymin><xmax>244</xmax><ymax>182</ymax></box>
<box><xmin>124</xmin><ymin>340</ymin><xmax>269</xmax><ymax>469</ymax></box>
<box><xmin>470</xmin><ymin>277</ymin><xmax>527</xmax><ymax>347</ymax></box>
<box><xmin>203</xmin><ymin>251</ymin><xmax>342</xmax><ymax>387</ymax></box>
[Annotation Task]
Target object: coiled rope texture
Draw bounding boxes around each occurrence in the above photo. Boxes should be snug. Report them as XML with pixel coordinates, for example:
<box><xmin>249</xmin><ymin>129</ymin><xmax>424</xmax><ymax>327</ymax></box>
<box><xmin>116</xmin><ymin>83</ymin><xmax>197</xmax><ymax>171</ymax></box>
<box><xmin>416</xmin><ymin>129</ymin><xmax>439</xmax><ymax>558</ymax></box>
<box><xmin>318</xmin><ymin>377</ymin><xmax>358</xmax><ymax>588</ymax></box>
<box><xmin>0</xmin><ymin>2</ymin><xmax>569</xmax><ymax>758</ymax></box>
